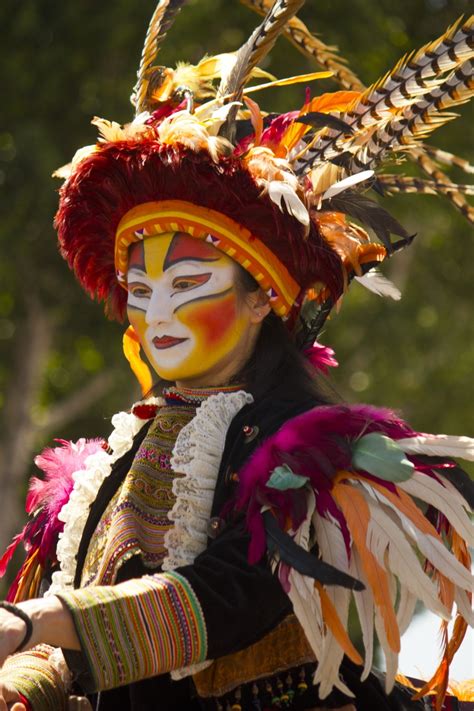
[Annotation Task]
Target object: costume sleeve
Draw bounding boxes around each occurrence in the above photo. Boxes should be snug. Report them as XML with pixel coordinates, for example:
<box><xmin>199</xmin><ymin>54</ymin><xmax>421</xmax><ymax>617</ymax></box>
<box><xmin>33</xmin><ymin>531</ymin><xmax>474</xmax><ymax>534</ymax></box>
<box><xmin>0</xmin><ymin>645</ymin><xmax>68</xmax><ymax>711</ymax></box>
<box><xmin>57</xmin><ymin>520</ymin><xmax>290</xmax><ymax>693</ymax></box>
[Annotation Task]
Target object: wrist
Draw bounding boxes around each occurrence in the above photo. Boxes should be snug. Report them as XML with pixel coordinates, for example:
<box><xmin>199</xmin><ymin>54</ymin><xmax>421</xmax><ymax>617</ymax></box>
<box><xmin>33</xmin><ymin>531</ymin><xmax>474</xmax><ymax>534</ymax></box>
<box><xmin>0</xmin><ymin>603</ymin><xmax>27</xmax><ymax>653</ymax></box>
<box><xmin>17</xmin><ymin>596</ymin><xmax>80</xmax><ymax>651</ymax></box>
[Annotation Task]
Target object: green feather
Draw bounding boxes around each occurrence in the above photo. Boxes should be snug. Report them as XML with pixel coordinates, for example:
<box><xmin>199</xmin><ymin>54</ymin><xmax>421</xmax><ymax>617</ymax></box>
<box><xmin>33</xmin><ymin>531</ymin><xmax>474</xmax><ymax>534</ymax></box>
<box><xmin>352</xmin><ymin>432</ymin><xmax>414</xmax><ymax>482</ymax></box>
<box><xmin>267</xmin><ymin>464</ymin><xmax>309</xmax><ymax>490</ymax></box>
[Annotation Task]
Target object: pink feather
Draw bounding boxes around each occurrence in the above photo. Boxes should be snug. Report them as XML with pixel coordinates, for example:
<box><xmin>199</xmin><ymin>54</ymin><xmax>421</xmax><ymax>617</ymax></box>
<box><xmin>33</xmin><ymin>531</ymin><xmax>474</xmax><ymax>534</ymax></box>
<box><xmin>0</xmin><ymin>438</ymin><xmax>104</xmax><ymax>585</ymax></box>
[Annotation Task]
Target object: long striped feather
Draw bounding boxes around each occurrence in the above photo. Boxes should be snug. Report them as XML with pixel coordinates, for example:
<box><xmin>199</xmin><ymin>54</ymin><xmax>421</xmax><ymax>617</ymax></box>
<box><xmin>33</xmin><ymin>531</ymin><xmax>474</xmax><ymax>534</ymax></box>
<box><xmin>409</xmin><ymin>147</ymin><xmax>474</xmax><ymax>224</ymax></box>
<box><xmin>133</xmin><ymin>0</ymin><xmax>188</xmax><ymax>114</ymax></box>
<box><xmin>349</xmin><ymin>61</ymin><xmax>474</xmax><ymax>171</ymax></box>
<box><xmin>422</xmin><ymin>143</ymin><xmax>474</xmax><ymax>174</ymax></box>
<box><xmin>219</xmin><ymin>0</ymin><xmax>304</xmax><ymax>100</ymax></box>
<box><xmin>377</xmin><ymin>175</ymin><xmax>474</xmax><ymax>197</ymax></box>
<box><xmin>295</xmin><ymin>16</ymin><xmax>474</xmax><ymax>170</ymax></box>
<box><xmin>240</xmin><ymin>0</ymin><xmax>364</xmax><ymax>90</ymax></box>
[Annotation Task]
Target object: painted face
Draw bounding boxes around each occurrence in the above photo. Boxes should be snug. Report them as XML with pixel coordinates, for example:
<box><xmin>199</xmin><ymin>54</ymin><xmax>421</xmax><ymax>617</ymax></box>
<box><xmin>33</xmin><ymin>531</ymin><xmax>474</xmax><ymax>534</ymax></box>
<box><xmin>126</xmin><ymin>232</ymin><xmax>251</xmax><ymax>382</ymax></box>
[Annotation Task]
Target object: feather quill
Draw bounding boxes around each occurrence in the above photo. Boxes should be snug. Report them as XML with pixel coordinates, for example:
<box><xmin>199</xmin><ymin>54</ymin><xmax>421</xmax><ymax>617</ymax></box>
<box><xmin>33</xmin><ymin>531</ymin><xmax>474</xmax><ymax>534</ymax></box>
<box><xmin>219</xmin><ymin>0</ymin><xmax>304</xmax><ymax>100</ymax></box>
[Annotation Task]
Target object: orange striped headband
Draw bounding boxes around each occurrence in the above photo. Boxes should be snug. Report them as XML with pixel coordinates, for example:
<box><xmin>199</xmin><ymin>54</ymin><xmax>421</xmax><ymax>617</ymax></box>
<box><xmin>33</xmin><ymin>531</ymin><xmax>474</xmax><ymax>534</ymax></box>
<box><xmin>115</xmin><ymin>199</ymin><xmax>300</xmax><ymax>318</ymax></box>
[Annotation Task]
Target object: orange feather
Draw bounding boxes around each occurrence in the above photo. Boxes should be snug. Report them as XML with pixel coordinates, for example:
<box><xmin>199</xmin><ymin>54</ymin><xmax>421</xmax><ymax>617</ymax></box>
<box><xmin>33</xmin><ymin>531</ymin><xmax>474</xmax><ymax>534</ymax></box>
<box><xmin>332</xmin><ymin>481</ymin><xmax>400</xmax><ymax>653</ymax></box>
<box><xmin>412</xmin><ymin>529</ymin><xmax>471</xmax><ymax>709</ymax></box>
<box><xmin>314</xmin><ymin>581</ymin><xmax>363</xmax><ymax>665</ymax></box>
<box><xmin>13</xmin><ymin>548</ymin><xmax>42</xmax><ymax>603</ymax></box>
<box><xmin>243</xmin><ymin>95</ymin><xmax>264</xmax><ymax>146</ymax></box>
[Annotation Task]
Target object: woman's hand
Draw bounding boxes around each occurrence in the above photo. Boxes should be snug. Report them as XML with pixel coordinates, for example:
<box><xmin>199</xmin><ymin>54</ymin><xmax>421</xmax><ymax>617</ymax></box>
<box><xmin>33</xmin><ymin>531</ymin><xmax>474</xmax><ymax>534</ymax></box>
<box><xmin>0</xmin><ymin>597</ymin><xmax>80</xmax><ymax>665</ymax></box>
<box><xmin>0</xmin><ymin>679</ymin><xmax>26</xmax><ymax>711</ymax></box>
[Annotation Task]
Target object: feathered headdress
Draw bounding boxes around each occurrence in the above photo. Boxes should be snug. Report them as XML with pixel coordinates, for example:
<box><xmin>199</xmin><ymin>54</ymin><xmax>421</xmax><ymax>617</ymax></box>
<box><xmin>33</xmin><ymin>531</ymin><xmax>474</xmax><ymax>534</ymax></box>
<box><xmin>55</xmin><ymin>1</ymin><xmax>473</xmax><ymax>358</ymax></box>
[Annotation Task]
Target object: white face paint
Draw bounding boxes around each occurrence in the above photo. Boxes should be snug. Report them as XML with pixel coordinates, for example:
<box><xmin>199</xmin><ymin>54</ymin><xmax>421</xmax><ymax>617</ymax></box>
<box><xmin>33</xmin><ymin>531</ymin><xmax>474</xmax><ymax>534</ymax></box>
<box><xmin>126</xmin><ymin>232</ymin><xmax>251</xmax><ymax>382</ymax></box>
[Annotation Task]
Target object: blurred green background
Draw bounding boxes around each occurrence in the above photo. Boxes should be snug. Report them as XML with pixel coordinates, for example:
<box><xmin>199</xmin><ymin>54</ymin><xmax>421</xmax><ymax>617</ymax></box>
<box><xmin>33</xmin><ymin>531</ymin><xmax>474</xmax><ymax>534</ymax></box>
<box><xmin>0</xmin><ymin>0</ymin><xmax>472</xmax><ymax>585</ymax></box>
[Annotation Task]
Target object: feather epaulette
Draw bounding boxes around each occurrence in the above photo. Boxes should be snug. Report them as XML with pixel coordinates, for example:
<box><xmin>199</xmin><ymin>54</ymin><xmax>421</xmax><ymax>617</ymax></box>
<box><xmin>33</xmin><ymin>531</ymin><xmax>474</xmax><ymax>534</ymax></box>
<box><xmin>235</xmin><ymin>404</ymin><xmax>474</xmax><ymax>706</ymax></box>
<box><xmin>0</xmin><ymin>438</ymin><xmax>104</xmax><ymax>602</ymax></box>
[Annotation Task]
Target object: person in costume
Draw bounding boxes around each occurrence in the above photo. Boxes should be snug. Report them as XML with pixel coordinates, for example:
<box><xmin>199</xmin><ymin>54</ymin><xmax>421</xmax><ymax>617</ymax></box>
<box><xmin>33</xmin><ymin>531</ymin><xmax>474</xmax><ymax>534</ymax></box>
<box><xmin>0</xmin><ymin>2</ymin><xmax>473</xmax><ymax>710</ymax></box>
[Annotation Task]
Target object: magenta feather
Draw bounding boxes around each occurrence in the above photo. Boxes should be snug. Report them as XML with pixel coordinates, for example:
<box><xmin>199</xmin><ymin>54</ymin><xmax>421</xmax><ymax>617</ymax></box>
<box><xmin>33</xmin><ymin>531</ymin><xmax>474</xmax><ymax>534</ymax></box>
<box><xmin>303</xmin><ymin>342</ymin><xmax>339</xmax><ymax>373</ymax></box>
<box><xmin>0</xmin><ymin>438</ymin><xmax>104</xmax><ymax>587</ymax></box>
<box><xmin>236</xmin><ymin>404</ymin><xmax>418</xmax><ymax>563</ymax></box>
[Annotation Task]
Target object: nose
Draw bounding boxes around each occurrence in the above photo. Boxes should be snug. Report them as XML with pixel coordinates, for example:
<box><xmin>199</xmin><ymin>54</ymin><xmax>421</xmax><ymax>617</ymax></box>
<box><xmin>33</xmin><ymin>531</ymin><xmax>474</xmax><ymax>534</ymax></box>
<box><xmin>145</xmin><ymin>286</ymin><xmax>173</xmax><ymax>325</ymax></box>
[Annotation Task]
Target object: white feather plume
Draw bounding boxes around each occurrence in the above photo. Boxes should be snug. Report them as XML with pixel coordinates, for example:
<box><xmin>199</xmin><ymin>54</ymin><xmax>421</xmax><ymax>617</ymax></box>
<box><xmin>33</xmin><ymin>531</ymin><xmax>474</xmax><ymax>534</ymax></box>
<box><xmin>354</xmin><ymin>269</ymin><xmax>402</xmax><ymax>300</ymax></box>
<box><xmin>365</xmin><ymin>498</ymin><xmax>450</xmax><ymax>620</ymax></box>
<box><xmin>322</xmin><ymin>169</ymin><xmax>374</xmax><ymax>200</ymax></box>
<box><xmin>397</xmin><ymin>434</ymin><xmax>474</xmax><ymax>461</ymax></box>
<box><xmin>398</xmin><ymin>471</ymin><xmax>473</xmax><ymax>546</ymax></box>
<box><xmin>268</xmin><ymin>180</ymin><xmax>310</xmax><ymax>226</ymax></box>
<box><xmin>362</xmin><ymin>483</ymin><xmax>472</xmax><ymax>594</ymax></box>
<box><xmin>349</xmin><ymin>549</ymin><xmax>375</xmax><ymax>681</ymax></box>
<box><xmin>312</xmin><ymin>514</ymin><xmax>353</xmax><ymax>698</ymax></box>
<box><xmin>454</xmin><ymin>589</ymin><xmax>474</xmax><ymax>627</ymax></box>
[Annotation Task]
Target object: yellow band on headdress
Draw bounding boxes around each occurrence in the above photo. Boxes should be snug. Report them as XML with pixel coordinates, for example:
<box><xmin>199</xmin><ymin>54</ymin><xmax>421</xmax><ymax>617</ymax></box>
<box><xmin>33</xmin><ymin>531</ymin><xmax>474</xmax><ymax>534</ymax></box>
<box><xmin>115</xmin><ymin>200</ymin><xmax>300</xmax><ymax>318</ymax></box>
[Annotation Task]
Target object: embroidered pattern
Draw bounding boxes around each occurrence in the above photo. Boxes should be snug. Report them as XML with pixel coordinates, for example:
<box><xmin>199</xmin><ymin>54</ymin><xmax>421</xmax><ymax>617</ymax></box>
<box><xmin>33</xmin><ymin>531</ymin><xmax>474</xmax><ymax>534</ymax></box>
<box><xmin>0</xmin><ymin>645</ymin><xmax>68</xmax><ymax>711</ymax></box>
<box><xmin>47</xmin><ymin>397</ymin><xmax>163</xmax><ymax>596</ymax></box>
<box><xmin>58</xmin><ymin>572</ymin><xmax>207</xmax><ymax>691</ymax></box>
<box><xmin>81</xmin><ymin>405</ymin><xmax>196</xmax><ymax>586</ymax></box>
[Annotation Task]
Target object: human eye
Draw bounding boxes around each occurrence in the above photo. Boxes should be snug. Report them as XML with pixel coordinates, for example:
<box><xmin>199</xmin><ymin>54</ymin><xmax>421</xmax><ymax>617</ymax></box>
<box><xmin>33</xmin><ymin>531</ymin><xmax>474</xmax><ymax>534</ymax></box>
<box><xmin>128</xmin><ymin>282</ymin><xmax>151</xmax><ymax>298</ymax></box>
<box><xmin>172</xmin><ymin>272</ymin><xmax>211</xmax><ymax>292</ymax></box>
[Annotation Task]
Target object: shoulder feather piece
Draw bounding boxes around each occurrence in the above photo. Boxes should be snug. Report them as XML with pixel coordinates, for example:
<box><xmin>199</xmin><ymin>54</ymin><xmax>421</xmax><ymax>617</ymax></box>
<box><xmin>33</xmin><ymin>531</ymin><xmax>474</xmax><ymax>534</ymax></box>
<box><xmin>234</xmin><ymin>404</ymin><xmax>474</xmax><ymax>706</ymax></box>
<box><xmin>0</xmin><ymin>438</ymin><xmax>104</xmax><ymax>602</ymax></box>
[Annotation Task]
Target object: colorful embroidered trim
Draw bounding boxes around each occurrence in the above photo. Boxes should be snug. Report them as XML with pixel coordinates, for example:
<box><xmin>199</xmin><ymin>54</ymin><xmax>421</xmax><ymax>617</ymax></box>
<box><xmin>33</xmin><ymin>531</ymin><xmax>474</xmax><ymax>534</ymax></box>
<box><xmin>0</xmin><ymin>644</ymin><xmax>68</xmax><ymax>711</ymax></box>
<box><xmin>58</xmin><ymin>571</ymin><xmax>207</xmax><ymax>691</ymax></box>
<box><xmin>163</xmin><ymin>383</ymin><xmax>244</xmax><ymax>406</ymax></box>
<box><xmin>115</xmin><ymin>200</ymin><xmax>300</xmax><ymax>317</ymax></box>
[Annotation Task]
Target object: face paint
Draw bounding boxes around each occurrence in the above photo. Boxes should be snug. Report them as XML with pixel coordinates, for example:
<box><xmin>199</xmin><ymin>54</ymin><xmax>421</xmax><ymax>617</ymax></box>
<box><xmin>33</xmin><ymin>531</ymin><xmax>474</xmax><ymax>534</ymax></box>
<box><xmin>126</xmin><ymin>232</ymin><xmax>251</xmax><ymax>382</ymax></box>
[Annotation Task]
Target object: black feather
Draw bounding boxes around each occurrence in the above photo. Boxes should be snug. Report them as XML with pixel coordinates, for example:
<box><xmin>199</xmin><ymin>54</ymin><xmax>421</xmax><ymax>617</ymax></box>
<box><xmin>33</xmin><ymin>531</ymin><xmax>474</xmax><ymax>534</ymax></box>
<box><xmin>326</xmin><ymin>192</ymin><xmax>410</xmax><ymax>252</ymax></box>
<box><xmin>263</xmin><ymin>510</ymin><xmax>365</xmax><ymax>590</ymax></box>
<box><xmin>295</xmin><ymin>111</ymin><xmax>354</xmax><ymax>134</ymax></box>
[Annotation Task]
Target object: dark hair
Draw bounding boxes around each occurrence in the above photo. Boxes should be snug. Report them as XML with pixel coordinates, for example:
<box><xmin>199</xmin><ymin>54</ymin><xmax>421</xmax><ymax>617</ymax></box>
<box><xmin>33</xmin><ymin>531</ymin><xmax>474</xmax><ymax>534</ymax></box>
<box><xmin>234</xmin><ymin>267</ymin><xmax>337</xmax><ymax>405</ymax></box>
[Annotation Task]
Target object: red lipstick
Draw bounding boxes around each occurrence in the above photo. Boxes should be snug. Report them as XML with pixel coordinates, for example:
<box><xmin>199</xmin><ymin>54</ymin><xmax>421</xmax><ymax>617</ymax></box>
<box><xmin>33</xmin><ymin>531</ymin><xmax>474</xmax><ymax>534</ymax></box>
<box><xmin>152</xmin><ymin>335</ymin><xmax>188</xmax><ymax>350</ymax></box>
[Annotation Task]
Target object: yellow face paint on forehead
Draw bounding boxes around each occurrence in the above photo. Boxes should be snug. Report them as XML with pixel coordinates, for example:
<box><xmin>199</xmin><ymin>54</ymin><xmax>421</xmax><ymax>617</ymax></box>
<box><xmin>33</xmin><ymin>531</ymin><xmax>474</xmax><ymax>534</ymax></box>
<box><xmin>126</xmin><ymin>232</ymin><xmax>253</xmax><ymax>383</ymax></box>
<box><xmin>143</xmin><ymin>232</ymin><xmax>174</xmax><ymax>280</ymax></box>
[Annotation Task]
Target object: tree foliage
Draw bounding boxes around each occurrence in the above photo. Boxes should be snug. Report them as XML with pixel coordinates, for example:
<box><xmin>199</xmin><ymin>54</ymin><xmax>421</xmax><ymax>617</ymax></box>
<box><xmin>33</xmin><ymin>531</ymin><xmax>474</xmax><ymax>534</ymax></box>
<box><xmin>0</xmin><ymin>0</ymin><xmax>472</xmax><ymax>568</ymax></box>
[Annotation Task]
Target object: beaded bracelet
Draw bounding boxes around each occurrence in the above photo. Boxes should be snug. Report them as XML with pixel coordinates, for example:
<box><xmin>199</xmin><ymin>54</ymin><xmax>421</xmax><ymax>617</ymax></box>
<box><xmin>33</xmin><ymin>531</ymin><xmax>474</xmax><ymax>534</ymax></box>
<box><xmin>0</xmin><ymin>601</ymin><xmax>33</xmax><ymax>653</ymax></box>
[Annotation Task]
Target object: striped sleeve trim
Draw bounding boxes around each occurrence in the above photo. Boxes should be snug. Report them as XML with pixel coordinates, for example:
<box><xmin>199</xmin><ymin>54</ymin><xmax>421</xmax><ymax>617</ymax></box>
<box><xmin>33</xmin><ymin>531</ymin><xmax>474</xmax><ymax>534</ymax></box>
<box><xmin>58</xmin><ymin>571</ymin><xmax>207</xmax><ymax>691</ymax></box>
<box><xmin>0</xmin><ymin>645</ymin><xmax>67</xmax><ymax>711</ymax></box>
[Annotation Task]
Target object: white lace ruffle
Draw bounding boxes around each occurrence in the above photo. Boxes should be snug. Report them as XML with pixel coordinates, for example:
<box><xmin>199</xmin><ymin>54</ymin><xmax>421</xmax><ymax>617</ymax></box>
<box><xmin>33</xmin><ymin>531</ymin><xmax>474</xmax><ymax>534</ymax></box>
<box><xmin>47</xmin><ymin>397</ymin><xmax>164</xmax><ymax>596</ymax></box>
<box><xmin>163</xmin><ymin>390</ymin><xmax>253</xmax><ymax>681</ymax></box>
<box><xmin>163</xmin><ymin>390</ymin><xmax>253</xmax><ymax>572</ymax></box>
